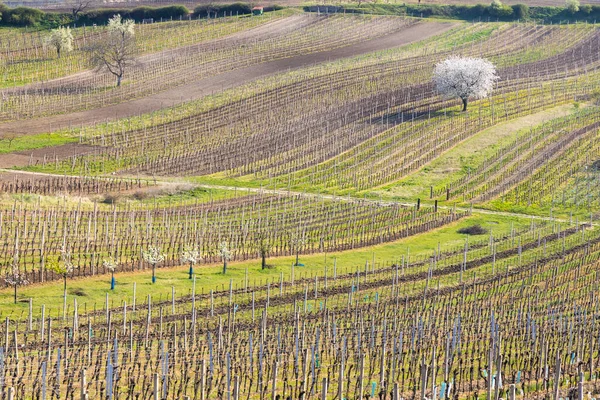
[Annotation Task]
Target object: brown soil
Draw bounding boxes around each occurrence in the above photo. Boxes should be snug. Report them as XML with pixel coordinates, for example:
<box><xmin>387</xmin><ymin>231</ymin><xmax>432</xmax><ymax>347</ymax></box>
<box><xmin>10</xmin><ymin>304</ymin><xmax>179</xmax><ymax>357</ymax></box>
<box><xmin>0</xmin><ymin>143</ymin><xmax>99</xmax><ymax>168</ymax></box>
<box><xmin>0</xmin><ymin>21</ymin><xmax>455</xmax><ymax>137</ymax></box>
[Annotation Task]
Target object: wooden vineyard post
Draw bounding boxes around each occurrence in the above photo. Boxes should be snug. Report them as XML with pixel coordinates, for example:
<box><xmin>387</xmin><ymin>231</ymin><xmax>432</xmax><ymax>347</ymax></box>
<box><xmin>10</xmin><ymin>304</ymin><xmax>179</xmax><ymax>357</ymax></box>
<box><xmin>233</xmin><ymin>376</ymin><xmax>240</xmax><ymax>400</ymax></box>
<box><xmin>577</xmin><ymin>370</ymin><xmax>584</xmax><ymax>400</ymax></box>
<box><xmin>393</xmin><ymin>383</ymin><xmax>400</xmax><ymax>400</ymax></box>
<box><xmin>495</xmin><ymin>354</ymin><xmax>502</xmax><ymax>400</ymax></box>
<box><xmin>487</xmin><ymin>346</ymin><xmax>493</xmax><ymax>400</ymax></box>
<box><xmin>7</xmin><ymin>387</ymin><xmax>14</xmax><ymax>400</ymax></box>
<box><xmin>28</xmin><ymin>298</ymin><xmax>32</xmax><ymax>331</ymax></box>
<box><xmin>508</xmin><ymin>384</ymin><xmax>516</xmax><ymax>400</ymax></box>
<box><xmin>420</xmin><ymin>358</ymin><xmax>428</xmax><ymax>400</ymax></box>
<box><xmin>321</xmin><ymin>378</ymin><xmax>328</xmax><ymax>400</ymax></box>
<box><xmin>338</xmin><ymin>349</ymin><xmax>344</xmax><ymax>400</ymax></box>
<box><xmin>271</xmin><ymin>360</ymin><xmax>278</xmax><ymax>400</ymax></box>
<box><xmin>80</xmin><ymin>368</ymin><xmax>87</xmax><ymax>400</ymax></box>
<box><xmin>199</xmin><ymin>359</ymin><xmax>206</xmax><ymax>400</ymax></box>
<box><xmin>553</xmin><ymin>352</ymin><xmax>561</xmax><ymax>400</ymax></box>
<box><xmin>359</xmin><ymin>352</ymin><xmax>365</xmax><ymax>399</ymax></box>
<box><xmin>153</xmin><ymin>372</ymin><xmax>160</xmax><ymax>400</ymax></box>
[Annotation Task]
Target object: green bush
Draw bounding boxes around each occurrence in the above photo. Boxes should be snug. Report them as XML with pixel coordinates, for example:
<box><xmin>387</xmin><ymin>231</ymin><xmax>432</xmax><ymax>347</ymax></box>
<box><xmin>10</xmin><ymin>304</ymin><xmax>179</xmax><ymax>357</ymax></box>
<box><xmin>566</xmin><ymin>0</ymin><xmax>579</xmax><ymax>14</ymax></box>
<box><xmin>511</xmin><ymin>4</ymin><xmax>529</xmax><ymax>19</ymax></box>
<box><xmin>488</xmin><ymin>0</ymin><xmax>514</xmax><ymax>18</ymax></box>
<box><xmin>6</xmin><ymin>7</ymin><xmax>44</xmax><ymax>26</ymax></box>
<box><xmin>129</xmin><ymin>6</ymin><xmax>154</xmax><ymax>21</ymax></box>
<box><xmin>152</xmin><ymin>5</ymin><xmax>189</xmax><ymax>20</ymax></box>
<box><xmin>194</xmin><ymin>3</ymin><xmax>252</xmax><ymax>18</ymax></box>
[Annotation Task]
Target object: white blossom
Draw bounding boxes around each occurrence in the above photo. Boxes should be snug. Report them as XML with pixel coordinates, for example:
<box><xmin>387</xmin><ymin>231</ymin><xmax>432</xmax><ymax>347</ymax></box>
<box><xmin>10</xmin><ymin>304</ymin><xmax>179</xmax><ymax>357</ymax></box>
<box><xmin>102</xmin><ymin>257</ymin><xmax>117</xmax><ymax>272</ymax></box>
<box><xmin>433</xmin><ymin>56</ymin><xmax>499</xmax><ymax>111</ymax></box>
<box><xmin>47</xmin><ymin>26</ymin><xmax>74</xmax><ymax>58</ymax></box>
<box><xmin>143</xmin><ymin>246</ymin><xmax>165</xmax><ymax>265</ymax></box>
<box><xmin>107</xmin><ymin>14</ymin><xmax>135</xmax><ymax>36</ymax></box>
<box><xmin>219</xmin><ymin>242</ymin><xmax>231</xmax><ymax>261</ymax></box>
<box><xmin>181</xmin><ymin>247</ymin><xmax>201</xmax><ymax>265</ymax></box>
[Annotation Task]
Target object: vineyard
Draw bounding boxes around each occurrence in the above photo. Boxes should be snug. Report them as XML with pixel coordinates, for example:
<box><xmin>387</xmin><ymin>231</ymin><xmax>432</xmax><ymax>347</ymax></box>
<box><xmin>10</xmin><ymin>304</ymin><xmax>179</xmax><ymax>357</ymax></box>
<box><xmin>1</xmin><ymin>8</ymin><xmax>600</xmax><ymax>400</ymax></box>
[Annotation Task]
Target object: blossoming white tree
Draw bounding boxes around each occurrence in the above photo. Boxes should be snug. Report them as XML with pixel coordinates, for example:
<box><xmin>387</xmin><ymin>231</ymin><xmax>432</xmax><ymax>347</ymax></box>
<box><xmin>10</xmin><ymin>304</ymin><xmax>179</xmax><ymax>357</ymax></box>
<box><xmin>103</xmin><ymin>257</ymin><xmax>117</xmax><ymax>290</ymax></box>
<box><xmin>47</xmin><ymin>245</ymin><xmax>74</xmax><ymax>298</ymax></box>
<box><xmin>433</xmin><ymin>56</ymin><xmax>499</xmax><ymax>112</ymax></box>
<box><xmin>4</xmin><ymin>254</ymin><xmax>28</xmax><ymax>304</ymax></box>
<box><xmin>143</xmin><ymin>246</ymin><xmax>165</xmax><ymax>283</ymax></box>
<box><xmin>181</xmin><ymin>247</ymin><xmax>201</xmax><ymax>279</ymax></box>
<box><xmin>219</xmin><ymin>242</ymin><xmax>231</xmax><ymax>274</ymax></box>
<box><xmin>47</xmin><ymin>26</ymin><xmax>73</xmax><ymax>58</ymax></box>
<box><xmin>89</xmin><ymin>14</ymin><xmax>136</xmax><ymax>87</ymax></box>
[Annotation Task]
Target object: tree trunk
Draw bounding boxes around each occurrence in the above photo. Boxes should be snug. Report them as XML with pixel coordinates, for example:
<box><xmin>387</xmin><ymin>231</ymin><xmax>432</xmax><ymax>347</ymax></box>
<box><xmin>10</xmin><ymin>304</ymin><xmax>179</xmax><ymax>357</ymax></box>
<box><xmin>261</xmin><ymin>253</ymin><xmax>266</xmax><ymax>270</ymax></box>
<box><xmin>63</xmin><ymin>276</ymin><xmax>67</xmax><ymax>298</ymax></box>
<box><xmin>295</xmin><ymin>251</ymin><xmax>299</xmax><ymax>266</ymax></box>
<box><xmin>14</xmin><ymin>284</ymin><xmax>17</xmax><ymax>304</ymax></box>
<box><xmin>152</xmin><ymin>264</ymin><xmax>156</xmax><ymax>283</ymax></box>
<box><xmin>223</xmin><ymin>260</ymin><xmax>227</xmax><ymax>275</ymax></box>
<box><xmin>117</xmin><ymin>75</ymin><xmax>122</xmax><ymax>87</ymax></box>
<box><xmin>461</xmin><ymin>97</ymin><xmax>468</xmax><ymax>112</ymax></box>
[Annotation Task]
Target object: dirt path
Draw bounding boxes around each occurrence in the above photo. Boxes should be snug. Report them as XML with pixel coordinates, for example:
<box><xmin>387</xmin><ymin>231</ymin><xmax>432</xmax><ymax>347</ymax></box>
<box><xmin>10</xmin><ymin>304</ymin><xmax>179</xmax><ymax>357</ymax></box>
<box><xmin>0</xmin><ymin>21</ymin><xmax>455</xmax><ymax>136</ymax></box>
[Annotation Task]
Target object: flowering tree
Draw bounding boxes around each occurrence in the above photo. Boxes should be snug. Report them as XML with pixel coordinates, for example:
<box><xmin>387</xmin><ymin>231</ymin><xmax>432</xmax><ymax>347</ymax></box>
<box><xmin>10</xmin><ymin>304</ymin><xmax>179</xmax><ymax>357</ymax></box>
<box><xmin>219</xmin><ymin>242</ymin><xmax>231</xmax><ymax>274</ymax></box>
<box><xmin>47</xmin><ymin>246</ymin><xmax>74</xmax><ymax>298</ymax></box>
<box><xmin>4</xmin><ymin>255</ymin><xmax>28</xmax><ymax>304</ymax></box>
<box><xmin>433</xmin><ymin>56</ymin><xmax>498</xmax><ymax>112</ymax></box>
<box><xmin>103</xmin><ymin>257</ymin><xmax>117</xmax><ymax>290</ymax></box>
<box><xmin>47</xmin><ymin>26</ymin><xmax>73</xmax><ymax>58</ymax></box>
<box><xmin>89</xmin><ymin>14</ymin><xmax>136</xmax><ymax>87</ymax></box>
<box><xmin>181</xmin><ymin>247</ymin><xmax>201</xmax><ymax>279</ymax></box>
<box><xmin>143</xmin><ymin>246</ymin><xmax>165</xmax><ymax>284</ymax></box>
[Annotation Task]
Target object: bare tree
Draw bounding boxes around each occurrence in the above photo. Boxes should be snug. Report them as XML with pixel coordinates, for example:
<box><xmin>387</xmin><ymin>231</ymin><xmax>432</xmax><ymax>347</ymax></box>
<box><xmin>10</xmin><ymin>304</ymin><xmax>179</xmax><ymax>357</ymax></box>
<box><xmin>89</xmin><ymin>14</ymin><xmax>136</xmax><ymax>87</ymax></box>
<box><xmin>290</xmin><ymin>232</ymin><xmax>306</xmax><ymax>266</ymax></box>
<box><xmin>258</xmin><ymin>235</ymin><xmax>271</xmax><ymax>270</ymax></box>
<box><xmin>1</xmin><ymin>134</ymin><xmax>18</xmax><ymax>149</ymax></box>
<box><xmin>71</xmin><ymin>0</ymin><xmax>91</xmax><ymax>20</ymax></box>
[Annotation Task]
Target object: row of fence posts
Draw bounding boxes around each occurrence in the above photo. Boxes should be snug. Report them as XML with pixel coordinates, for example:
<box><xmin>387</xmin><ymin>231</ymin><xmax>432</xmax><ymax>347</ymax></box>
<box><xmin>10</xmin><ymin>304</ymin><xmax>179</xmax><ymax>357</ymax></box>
<box><xmin>0</xmin><ymin>356</ymin><xmax>587</xmax><ymax>399</ymax></box>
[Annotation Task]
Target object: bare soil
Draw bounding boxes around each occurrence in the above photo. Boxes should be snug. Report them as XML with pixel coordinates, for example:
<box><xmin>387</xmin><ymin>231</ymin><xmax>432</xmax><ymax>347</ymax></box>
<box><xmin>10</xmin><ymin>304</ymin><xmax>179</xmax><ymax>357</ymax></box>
<box><xmin>0</xmin><ymin>21</ymin><xmax>455</xmax><ymax>136</ymax></box>
<box><xmin>0</xmin><ymin>143</ymin><xmax>99</xmax><ymax>168</ymax></box>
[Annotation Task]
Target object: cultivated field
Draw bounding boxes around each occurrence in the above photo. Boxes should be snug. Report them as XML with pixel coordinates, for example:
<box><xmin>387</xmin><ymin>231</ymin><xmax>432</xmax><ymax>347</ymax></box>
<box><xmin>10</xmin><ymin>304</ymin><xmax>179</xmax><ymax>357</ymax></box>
<box><xmin>0</xmin><ymin>9</ymin><xmax>599</xmax><ymax>400</ymax></box>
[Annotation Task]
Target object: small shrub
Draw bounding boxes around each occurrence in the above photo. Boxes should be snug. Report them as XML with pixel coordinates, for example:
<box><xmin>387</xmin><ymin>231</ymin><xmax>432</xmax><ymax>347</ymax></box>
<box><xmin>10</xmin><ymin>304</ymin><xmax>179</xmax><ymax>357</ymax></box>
<box><xmin>101</xmin><ymin>194</ymin><xmax>121</xmax><ymax>204</ymax></box>
<box><xmin>132</xmin><ymin>190</ymin><xmax>149</xmax><ymax>200</ymax></box>
<box><xmin>458</xmin><ymin>224</ymin><xmax>488</xmax><ymax>235</ymax></box>
<box><xmin>69</xmin><ymin>287</ymin><xmax>87</xmax><ymax>296</ymax></box>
